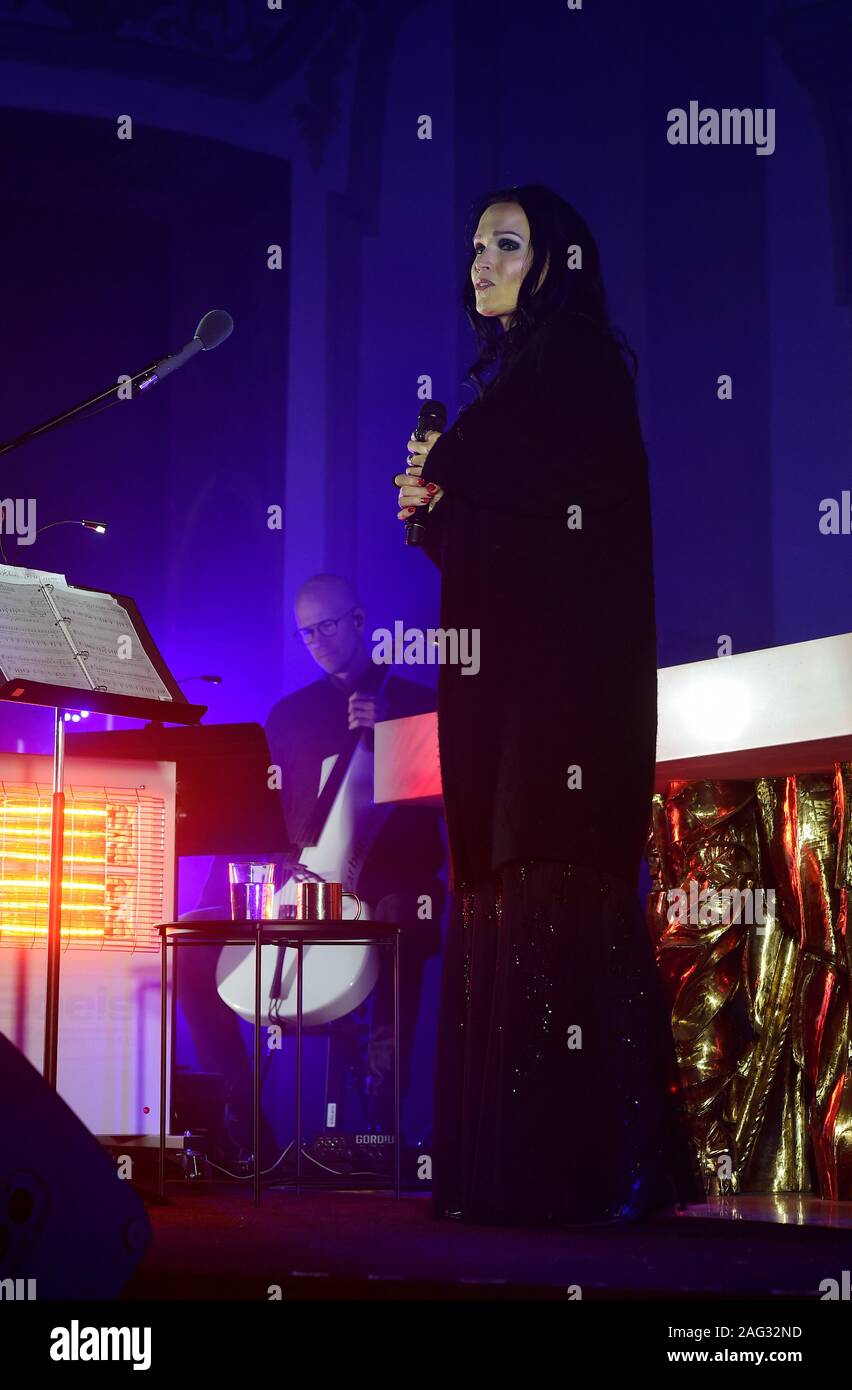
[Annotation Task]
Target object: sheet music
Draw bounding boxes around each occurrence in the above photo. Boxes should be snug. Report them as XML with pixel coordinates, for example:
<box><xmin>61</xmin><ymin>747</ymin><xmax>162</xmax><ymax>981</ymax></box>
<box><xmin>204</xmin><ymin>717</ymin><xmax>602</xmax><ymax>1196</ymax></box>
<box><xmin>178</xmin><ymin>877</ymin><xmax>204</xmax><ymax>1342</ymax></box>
<box><xmin>0</xmin><ymin>563</ymin><xmax>68</xmax><ymax>587</ymax></box>
<box><xmin>49</xmin><ymin>587</ymin><xmax>172</xmax><ymax>700</ymax></box>
<box><xmin>0</xmin><ymin>581</ymin><xmax>90</xmax><ymax>687</ymax></box>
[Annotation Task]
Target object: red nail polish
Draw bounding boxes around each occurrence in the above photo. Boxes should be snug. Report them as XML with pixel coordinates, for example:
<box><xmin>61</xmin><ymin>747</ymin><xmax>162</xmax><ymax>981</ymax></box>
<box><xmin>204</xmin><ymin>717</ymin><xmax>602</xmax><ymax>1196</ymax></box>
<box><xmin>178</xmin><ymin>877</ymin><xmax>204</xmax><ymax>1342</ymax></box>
<box><xmin>426</xmin><ymin>483</ymin><xmax>438</xmax><ymax>493</ymax></box>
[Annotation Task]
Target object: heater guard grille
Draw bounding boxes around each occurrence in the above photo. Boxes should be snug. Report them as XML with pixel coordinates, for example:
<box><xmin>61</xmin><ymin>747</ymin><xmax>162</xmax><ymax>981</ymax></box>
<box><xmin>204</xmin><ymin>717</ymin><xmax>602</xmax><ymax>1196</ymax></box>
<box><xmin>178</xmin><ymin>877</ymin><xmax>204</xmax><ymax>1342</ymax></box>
<box><xmin>0</xmin><ymin>779</ymin><xmax>167</xmax><ymax>952</ymax></box>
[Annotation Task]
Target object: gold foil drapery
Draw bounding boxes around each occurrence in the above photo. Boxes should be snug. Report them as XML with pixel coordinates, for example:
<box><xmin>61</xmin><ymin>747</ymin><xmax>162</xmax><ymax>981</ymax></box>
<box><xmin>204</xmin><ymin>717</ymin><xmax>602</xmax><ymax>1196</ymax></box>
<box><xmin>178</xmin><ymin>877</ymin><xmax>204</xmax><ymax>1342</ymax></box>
<box><xmin>647</xmin><ymin>769</ymin><xmax>852</xmax><ymax>1198</ymax></box>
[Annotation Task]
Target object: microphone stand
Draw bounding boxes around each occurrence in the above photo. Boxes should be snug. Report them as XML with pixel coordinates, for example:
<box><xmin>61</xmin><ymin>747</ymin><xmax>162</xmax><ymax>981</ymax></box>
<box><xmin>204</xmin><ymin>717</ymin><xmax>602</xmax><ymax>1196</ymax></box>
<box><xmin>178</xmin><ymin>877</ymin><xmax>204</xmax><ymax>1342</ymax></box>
<box><xmin>1</xmin><ymin>317</ymin><xmax>228</xmax><ymax>1087</ymax></box>
<box><xmin>0</xmin><ymin>360</ymin><xmax>166</xmax><ymax>458</ymax></box>
<box><xmin>0</xmin><ymin>310</ymin><xmax>230</xmax><ymax>459</ymax></box>
<box><xmin>0</xmin><ymin>358</ymin><xmax>174</xmax><ymax>1086</ymax></box>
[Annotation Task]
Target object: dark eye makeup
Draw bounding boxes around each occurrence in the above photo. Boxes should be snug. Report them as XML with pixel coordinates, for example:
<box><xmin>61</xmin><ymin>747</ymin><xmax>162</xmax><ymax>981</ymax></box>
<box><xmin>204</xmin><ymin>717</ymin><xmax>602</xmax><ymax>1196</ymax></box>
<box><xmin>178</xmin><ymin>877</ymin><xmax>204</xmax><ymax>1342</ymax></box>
<box><xmin>473</xmin><ymin>238</ymin><xmax>521</xmax><ymax>254</ymax></box>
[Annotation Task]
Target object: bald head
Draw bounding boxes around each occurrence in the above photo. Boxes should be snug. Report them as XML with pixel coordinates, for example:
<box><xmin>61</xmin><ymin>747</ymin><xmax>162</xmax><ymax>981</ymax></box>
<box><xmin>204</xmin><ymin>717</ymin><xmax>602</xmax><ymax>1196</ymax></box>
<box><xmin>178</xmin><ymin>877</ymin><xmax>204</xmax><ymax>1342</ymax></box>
<box><xmin>293</xmin><ymin>573</ymin><xmax>367</xmax><ymax>677</ymax></box>
<box><xmin>294</xmin><ymin>573</ymin><xmax>359</xmax><ymax>612</ymax></box>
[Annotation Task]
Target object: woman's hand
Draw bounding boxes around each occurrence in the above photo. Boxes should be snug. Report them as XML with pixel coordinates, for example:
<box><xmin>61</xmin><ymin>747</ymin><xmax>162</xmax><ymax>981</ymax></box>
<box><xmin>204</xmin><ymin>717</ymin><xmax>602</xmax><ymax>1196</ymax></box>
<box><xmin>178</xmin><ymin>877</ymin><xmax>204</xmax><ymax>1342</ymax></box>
<box><xmin>394</xmin><ymin>430</ymin><xmax>444</xmax><ymax>521</ymax></box>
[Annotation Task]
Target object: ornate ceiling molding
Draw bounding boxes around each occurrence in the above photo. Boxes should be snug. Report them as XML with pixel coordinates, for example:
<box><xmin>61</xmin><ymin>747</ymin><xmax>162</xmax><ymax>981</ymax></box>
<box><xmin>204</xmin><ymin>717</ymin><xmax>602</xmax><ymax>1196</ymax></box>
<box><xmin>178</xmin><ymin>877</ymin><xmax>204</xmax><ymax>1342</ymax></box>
<box><xmin>0</xmin><ymin>0</ymin><xmax>377</xmax><ymax>168</ymax></box>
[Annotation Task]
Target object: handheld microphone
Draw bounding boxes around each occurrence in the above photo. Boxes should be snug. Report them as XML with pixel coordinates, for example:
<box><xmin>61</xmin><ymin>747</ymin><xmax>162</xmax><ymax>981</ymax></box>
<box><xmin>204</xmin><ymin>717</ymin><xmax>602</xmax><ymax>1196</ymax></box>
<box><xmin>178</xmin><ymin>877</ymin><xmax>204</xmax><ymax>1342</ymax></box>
<box><xmin>405</xmin><ymin>399</ymin><xmax>447</xmax><ymax>546</ymax></box>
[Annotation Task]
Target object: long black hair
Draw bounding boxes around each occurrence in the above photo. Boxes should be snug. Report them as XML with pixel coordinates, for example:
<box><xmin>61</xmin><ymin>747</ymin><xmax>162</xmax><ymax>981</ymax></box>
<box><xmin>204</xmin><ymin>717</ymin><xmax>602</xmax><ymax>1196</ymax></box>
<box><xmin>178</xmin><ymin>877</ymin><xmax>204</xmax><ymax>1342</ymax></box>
<box><xmin>459</xmin><ymin>183</ymin><xmax>637</xmax><ymax>400</ymax></box>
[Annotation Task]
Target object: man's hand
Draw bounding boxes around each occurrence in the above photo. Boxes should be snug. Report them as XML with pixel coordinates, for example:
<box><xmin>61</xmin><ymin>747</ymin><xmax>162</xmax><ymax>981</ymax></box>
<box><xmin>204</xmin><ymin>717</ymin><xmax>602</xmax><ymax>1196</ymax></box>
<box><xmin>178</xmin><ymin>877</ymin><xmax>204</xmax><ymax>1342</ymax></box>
<box><xmin>394</xmin><ymin>429</ymin><xmax>444</xmax><ymax>521</ymax></box>
<box><xmin>348</xmin><ymin>691</ymin><xmax>389</xmax><ymax>731</ymax></box>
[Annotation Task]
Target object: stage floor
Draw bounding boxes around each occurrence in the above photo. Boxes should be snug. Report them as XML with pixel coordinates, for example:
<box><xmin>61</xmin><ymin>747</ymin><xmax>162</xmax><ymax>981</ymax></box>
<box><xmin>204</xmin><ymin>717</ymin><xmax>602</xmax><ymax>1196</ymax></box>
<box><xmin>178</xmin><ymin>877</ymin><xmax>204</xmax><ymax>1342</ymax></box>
<box><xmin>122</xmin><ymin>1188</ymin><xmax>852</xmax><ymax>1300</ymax></box>
<box><xmin>669</xmin><ymin>1194</ymin><xmax>852</xmax><ymax>1229</ymax></box>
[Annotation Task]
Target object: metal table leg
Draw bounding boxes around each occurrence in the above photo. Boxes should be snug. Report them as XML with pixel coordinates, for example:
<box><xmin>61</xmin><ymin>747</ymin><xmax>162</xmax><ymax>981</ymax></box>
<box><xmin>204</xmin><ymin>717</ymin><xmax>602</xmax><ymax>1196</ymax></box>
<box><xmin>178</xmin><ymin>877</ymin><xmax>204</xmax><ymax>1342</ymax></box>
<box><xmin>254</xmin><ymin>926</ymin><xmax>261</xmax><ymax>1208</ymax></box>
<box><xmin>296</xmin><ymin>940</ymin><xmax>303</xmax><ymax>1196</ymax></box>
<box><xmin>393</xmin><ymin>934</ymin><xmax>400</xmax><ymax>1199</ymax></box>
<box><xmin>159</xmin><ymin>932</ymin><xmax>167</xmax><ymax>1198</ymax></box>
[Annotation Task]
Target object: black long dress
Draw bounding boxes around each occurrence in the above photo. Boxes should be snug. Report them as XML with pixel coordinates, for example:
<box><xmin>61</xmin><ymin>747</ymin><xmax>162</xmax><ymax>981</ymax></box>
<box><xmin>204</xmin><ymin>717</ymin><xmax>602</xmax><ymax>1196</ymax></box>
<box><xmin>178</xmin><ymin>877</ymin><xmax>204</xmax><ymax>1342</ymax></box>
<box><xmin>418</xmin><ymin>312</ymin><xmax>700</xmax><ymax>1223</ymax></box>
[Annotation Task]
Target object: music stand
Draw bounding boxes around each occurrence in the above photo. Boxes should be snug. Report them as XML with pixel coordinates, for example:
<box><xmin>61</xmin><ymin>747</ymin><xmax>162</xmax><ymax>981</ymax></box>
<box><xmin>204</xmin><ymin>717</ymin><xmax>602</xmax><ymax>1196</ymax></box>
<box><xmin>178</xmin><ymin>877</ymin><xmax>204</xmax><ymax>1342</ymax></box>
<box><xmin>0</xmin><ymin>576</ymin><xmax>206</xmax><ymax>1088</ymax></box>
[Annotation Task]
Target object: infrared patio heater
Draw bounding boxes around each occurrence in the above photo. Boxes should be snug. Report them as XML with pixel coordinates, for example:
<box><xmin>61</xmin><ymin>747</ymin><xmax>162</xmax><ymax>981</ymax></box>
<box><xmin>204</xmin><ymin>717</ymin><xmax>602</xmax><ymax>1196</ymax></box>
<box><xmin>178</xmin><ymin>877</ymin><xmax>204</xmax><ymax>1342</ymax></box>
<box><xmin>0</xmin><ymin>750</ymin><xmax>177</xmax><ymax>1138</ymax></box>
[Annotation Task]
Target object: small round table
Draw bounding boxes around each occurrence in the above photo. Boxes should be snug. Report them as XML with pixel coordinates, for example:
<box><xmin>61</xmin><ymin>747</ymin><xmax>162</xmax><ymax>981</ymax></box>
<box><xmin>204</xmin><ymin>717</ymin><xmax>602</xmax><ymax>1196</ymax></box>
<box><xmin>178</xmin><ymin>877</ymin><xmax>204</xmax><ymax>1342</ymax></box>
<box><xmin>156</xmin><ymin>918</ymin><xmax>401</xmax><ymax>1207</ymax></box>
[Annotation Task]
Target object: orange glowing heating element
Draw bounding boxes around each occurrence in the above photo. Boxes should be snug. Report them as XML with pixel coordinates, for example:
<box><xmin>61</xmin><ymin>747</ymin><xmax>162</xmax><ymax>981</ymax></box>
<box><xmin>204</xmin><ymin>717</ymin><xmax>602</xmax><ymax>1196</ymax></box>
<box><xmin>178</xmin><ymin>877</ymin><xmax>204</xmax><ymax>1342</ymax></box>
<box><xmin>0</xmin><ymin>784</ymin><xmax>166</xmax><ymax>951</ymax></box>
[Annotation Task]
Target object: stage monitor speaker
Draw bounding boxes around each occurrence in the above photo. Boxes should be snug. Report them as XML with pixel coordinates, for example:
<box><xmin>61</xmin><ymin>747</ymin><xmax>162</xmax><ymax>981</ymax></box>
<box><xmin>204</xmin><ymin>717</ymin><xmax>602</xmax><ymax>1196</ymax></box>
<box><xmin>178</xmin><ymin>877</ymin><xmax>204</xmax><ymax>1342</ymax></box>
<box><xmin>0</xmin><ymin>1031</ymin><xmax>152</xmax><ymax>1300</ymax></box>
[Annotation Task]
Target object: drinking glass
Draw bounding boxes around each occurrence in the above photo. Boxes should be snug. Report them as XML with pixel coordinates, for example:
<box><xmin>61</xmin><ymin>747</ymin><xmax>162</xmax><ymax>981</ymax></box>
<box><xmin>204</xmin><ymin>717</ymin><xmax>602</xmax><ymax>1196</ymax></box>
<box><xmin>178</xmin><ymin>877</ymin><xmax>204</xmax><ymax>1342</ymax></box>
<box><xmin>228</xmin><ymin>861</ymin><xmax>277</xmax><ymax>921</ymax></box>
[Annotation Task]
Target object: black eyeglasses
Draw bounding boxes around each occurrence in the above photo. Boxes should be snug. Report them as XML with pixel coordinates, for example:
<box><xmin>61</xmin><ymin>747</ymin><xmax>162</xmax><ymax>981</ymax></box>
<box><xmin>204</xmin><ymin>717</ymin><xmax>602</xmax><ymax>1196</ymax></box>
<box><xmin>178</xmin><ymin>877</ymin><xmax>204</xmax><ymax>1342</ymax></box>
<box><xmin>293</xmin><ymin>607</ymin><xmax>357</xmax><ymax>643</ymax></box>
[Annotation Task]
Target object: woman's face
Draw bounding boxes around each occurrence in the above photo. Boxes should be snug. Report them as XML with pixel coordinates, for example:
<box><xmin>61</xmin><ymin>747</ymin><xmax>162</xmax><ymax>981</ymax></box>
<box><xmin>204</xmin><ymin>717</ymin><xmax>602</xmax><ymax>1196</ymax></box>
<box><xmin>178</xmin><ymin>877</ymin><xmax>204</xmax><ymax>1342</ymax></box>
<box><xmin>471</xmin><ymin>201</ymin><xmax>547</xmax><ymax>330</ymax></box>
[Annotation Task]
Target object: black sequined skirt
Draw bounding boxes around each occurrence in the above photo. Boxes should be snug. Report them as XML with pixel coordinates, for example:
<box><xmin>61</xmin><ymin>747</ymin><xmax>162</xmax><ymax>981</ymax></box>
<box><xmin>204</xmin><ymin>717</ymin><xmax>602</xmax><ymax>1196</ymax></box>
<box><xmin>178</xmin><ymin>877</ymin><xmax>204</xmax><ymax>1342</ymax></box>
<box><xmin>431</xmin><ymin>860</ymin><xmax>701</xmax><ymax>1225</ymax></box>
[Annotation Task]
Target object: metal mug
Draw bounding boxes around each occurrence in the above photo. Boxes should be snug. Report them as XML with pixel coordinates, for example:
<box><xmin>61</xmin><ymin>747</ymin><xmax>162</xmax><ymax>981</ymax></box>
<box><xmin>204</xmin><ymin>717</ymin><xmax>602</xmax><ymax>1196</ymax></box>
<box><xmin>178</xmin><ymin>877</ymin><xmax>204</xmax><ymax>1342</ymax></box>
<box><xmin>295</xmin><ymin>880</ymin><xmax>362</xmax><ymax>922</ymax></box>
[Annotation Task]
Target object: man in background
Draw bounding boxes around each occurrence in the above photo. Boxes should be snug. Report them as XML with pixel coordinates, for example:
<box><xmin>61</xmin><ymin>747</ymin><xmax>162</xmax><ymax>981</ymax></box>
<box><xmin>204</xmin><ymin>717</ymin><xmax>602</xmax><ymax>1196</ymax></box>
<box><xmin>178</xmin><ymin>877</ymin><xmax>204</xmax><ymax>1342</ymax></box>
<box><xmin>179</xmin><ymin>574</ymin><xmax>445</xmax><ymax>1155</ymax></box>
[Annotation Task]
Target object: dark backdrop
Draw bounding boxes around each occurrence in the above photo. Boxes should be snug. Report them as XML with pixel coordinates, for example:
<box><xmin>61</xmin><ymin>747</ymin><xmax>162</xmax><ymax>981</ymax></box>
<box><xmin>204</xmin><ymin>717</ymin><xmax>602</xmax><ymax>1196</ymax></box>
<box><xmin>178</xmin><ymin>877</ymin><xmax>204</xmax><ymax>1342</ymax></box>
<box><xmin>0</xmin><ymin>108</ymin><xmax>290</xmax><ymax>749</ymax></box>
